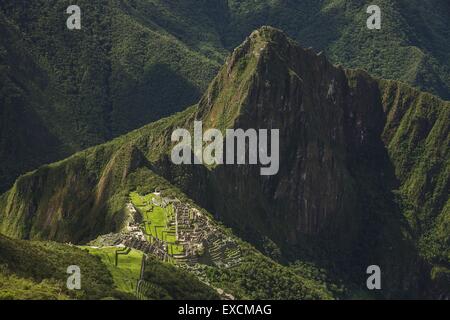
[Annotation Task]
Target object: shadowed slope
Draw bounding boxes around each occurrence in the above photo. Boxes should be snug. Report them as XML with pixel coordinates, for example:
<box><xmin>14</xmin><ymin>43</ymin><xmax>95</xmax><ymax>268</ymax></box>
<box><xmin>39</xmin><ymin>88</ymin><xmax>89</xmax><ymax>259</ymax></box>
<box><xmin>0</xmin><ymin>27</ymin><xmax>448</xmax><ymax>298</ymax></box>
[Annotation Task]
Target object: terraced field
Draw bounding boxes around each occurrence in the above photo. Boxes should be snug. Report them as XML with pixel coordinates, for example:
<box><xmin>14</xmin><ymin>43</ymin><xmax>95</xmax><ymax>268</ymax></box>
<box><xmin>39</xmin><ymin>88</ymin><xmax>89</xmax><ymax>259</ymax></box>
<box><xmin>80</xmin><ymin>247</ymin><xmax>143</xmax><ymax>294</ymax></box>
<box><xmin>130</xmin><ymin>192</ymin><xmax>184</xmax><ymax>255</ymax></box>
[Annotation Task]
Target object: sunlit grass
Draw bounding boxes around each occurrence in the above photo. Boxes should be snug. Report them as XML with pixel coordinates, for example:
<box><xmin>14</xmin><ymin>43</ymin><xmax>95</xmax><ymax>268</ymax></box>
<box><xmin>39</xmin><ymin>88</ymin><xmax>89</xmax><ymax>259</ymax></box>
<box><xmin>130</xmin><ymin>192</ymin><xmax>184</xmax><ymax>255</ymax></box>
<box><xmin>79</xmin><ymin>246</ymin><xmax>143</xmax><ymax>294</ymax></box>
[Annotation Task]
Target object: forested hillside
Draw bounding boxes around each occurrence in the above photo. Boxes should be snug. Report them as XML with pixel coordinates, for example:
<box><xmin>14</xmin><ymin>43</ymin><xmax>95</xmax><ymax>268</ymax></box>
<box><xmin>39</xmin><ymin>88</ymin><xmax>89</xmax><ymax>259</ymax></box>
<box><xmin>1</xmin><ymin>0</ymin><xmax>449</xmax><ymax>192</ymax></box>
<box><xmin>1</xmin><ymin>27</ymin><xmax>447</xmax><ymax>298</ymax></box>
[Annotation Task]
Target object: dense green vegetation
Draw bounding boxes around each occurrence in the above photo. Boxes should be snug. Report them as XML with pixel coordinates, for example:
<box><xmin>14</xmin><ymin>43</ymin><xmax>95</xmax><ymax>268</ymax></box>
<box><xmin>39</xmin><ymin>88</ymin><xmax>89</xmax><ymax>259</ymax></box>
<box><xmin>0</xmin><ymin>0</ymin><xmax>220</xmax><ymax>192</ymax></box>
<box><xmin>80</xmin><ymin>246</ymin><xmax>143</xmax><ymax>294</ymax></box>
<box><xmin>0</xmin><ymin>1</ymin><xmax>448</xmax><ymax>299</ymax></box>
<box><xmin>379</xmin><ymin>80</ymin><xmax>450</xmax><ymax>297</ymax></box>
<box><xmin>0</xmin><ymin>233</ymin><xmax>229</xmax><ymax>300</ymax></box>
<box><xmin>0</xmin><ymin>271</ymin><xmax>70</xmax><ymax>300</ymax></box>
<box><xmin>1</xmin><ymin>26</ymin><xmax>447</xmax><ymax>299</ymax></box>
<box><xmin>140</xmin><ymin>256</ymin><xmax>220</xmax><ymax>300</ymax></box>
<box><xmin>1</xmin><ymin>0</ymin><xmax>449</xmax><ymax>193</ymax></box>
<box><xmin>0</xmin><ymin>234</ymin><xmax>131</xmax><ymax>299</ymax></box>
<box><xmin>199</xmin><ymin>250</ymin><xmax>336</xmax><ymax>300</ymax></box>
<box><xmin>79</xmin><ymin>246</ymin><xmax>220</xmax><ymax>299</ymax></box>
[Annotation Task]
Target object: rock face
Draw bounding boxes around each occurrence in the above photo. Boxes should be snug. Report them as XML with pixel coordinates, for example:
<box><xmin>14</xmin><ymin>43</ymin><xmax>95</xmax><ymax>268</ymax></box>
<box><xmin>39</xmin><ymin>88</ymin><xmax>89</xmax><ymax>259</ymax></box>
<box><xmin>159</xmin><ymin>28</ymin><xmax>410</xmax><ymax>289</ymax></box>
<box><xmin>0</xmin><ymin>27</ymin><xmax>448</xmax><ymax>298</ymax></box>
<box><xmin>195</xmin><ymin>28</ymin><xmax>376</xmax><ymax>250</ymax></box>
<box><xmin>161</xmin><ymin>27</ymin><xmax>448</xmax><ymax>297</ymax></box>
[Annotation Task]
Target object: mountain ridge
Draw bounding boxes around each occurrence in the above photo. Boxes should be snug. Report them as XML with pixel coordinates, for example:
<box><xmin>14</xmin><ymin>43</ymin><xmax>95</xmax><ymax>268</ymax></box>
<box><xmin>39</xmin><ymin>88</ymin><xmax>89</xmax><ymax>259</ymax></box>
<box><xmin>1</xmin><ymin>26</ymin><xmax>448</xmax><ymax>298</ymax></box>
<box><xmin>1</xmin><ymin>0</ymin><xmax>450</xmax><ymax>194</ymax></box>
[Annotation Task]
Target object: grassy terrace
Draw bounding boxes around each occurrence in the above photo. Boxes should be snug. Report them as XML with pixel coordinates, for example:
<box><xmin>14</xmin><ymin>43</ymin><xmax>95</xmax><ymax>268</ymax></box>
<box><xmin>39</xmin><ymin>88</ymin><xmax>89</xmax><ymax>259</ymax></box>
<box><xmin>130</xmin><ymin>192</ymin><xmax>184</xmax><ymax>255</ymax></box>
<box><xmin>79</xmin><ymin>247</ymin><xmax>143</xmax><ymax>295</ymax></box>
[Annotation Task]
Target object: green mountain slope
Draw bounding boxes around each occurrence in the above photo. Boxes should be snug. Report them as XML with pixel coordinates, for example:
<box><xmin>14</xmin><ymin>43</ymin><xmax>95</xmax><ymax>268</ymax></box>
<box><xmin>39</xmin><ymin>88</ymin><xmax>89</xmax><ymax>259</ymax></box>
<box><xmin>222</xmin><ymin>0</ymin><xmax>450</xmax><ymax>99</ymax></box>
<box><xmin>0</xmin><ymin>234</ymin><xmax>128</xmax><ymax>299</ymax></box>
<box><xmin>79</xmin><ymin>246</ymin><xmax>221</xmax><ymax>300</ymax></box>
<box><xmin>0</xmin><ymin>147</ymin><xmax>338</xmax><ymax>299</ymax></box>
<box><xmin>380</xmin><ymin>80</ymin><xmax>450</xmax><ymax>297</ymax></box>
<box><xmin>0</xmin><ymin>234</ymin><xmax>226</xmax><ymax>300</ymax></box>
<box><xmin>1</xmin><ymin>0</ymin><xmax>449</xmax><ymax>193</ymax></box>
<box><xmin>1</xmin><ymin>27</ymin><xmax>447</xmax><ymax>298</ymax></box>
<box><xmin>0</xmin><ymin>0</ymin><xmax>221</xmax><ymax>192</ymax></box>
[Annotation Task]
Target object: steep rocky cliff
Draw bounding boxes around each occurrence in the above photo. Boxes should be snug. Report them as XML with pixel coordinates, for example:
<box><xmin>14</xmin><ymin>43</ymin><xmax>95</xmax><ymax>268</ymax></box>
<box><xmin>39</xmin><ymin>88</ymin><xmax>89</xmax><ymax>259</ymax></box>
<box><xmin>2</xmin><ymin>0</ymin><xmax>450</xmax><ymax>195</ymax></box>
<box><xmin>0</xmin><ymin>27</ymin><xmax>448</xmax><ymax>298</ymax></box>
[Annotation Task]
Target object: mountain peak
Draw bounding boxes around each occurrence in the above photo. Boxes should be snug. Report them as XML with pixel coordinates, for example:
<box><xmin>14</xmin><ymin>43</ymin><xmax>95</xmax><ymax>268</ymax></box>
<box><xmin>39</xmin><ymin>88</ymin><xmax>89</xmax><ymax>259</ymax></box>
<box><xmin>248</xmin><ymin>26</ymin><xmax>289</xmax><ymax>46</ymax></box>
<box><xmin>1</xmin><ymin>17</ymin><xmax>448</xmax><ymax>298</ymax></box>
<box><xmin>231</xmin><ymin>26</ymin><xmax>298</xmax><ymax>66</ymax></box>
<box><xmin>197</xmin><ymin>26</ymin><xmax>333</xmax><ymax>130</ymax></box>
